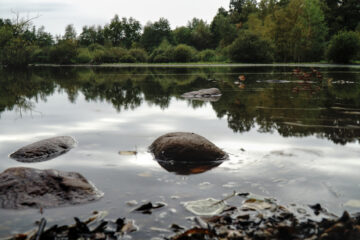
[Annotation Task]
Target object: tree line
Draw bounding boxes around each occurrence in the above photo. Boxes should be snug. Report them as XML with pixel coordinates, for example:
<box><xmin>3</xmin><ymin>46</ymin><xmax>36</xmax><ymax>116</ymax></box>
<box><xmin>0</xmin><ymin>0</ymin><xmax>359</xmax><ymax>67</ymax></box>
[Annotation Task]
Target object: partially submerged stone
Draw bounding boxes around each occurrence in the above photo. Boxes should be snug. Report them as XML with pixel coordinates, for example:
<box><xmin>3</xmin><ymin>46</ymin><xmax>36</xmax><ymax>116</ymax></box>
<box><xmin>149</xmin><ymin>132</ymin><xmax>227</xmax><ymax>162</ymax></box>
<box><xmin>181</xmin><ymin>88</ymin><xmax>221</xmax><ymax>102</ymax></box>
<box><xmin>0</xmin><ymin>167</ymin><xmax>103</xmax><ymax>209</ymax></box>
<box><xmin>10</xmin><ymin>136</ymin><xmax>77</xmax><ymax>162</ymax></box>
<box><xmin>156</xmin><ymin>159</ymin><xmax>223</xmax><ymax>175</ymax></box>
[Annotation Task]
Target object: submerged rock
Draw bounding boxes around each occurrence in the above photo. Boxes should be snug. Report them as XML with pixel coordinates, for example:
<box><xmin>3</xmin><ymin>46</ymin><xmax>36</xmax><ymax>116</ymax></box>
<box><xmin>0</xmin><ymin>167</ymin><xmax>103</xmax><ymax>209</ymax></box>
<box><xmin>181</xmin><ymin>88</ymin><xmax>221</xmax><ymax>101</ymax></box>
<box><xmin>149</xmin><ymin>132</ymin><xmax>227</xmax><ymax>162</ymax></box>
<box><xmin>9</xmin><ymin>136</ymin><xmax>77</xmax><ymax>162</ymax></box>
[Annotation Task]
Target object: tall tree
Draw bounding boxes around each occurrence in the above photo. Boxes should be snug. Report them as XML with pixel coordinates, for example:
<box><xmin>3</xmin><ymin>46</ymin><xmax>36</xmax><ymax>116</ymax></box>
<box><xmin>229</xmin><ymin>0</ymin><xmax>258</xmax><ymax>24</ymax></box>
<box><xmin>36</xmin><ymin>26</ymin><xmax>53</xmax><ymax>47</ymax></box>
<box><xmin>187</xmin><ymin>18</ymin><xmax>213</xmax><ymax>50</ymax></box>
<box><xmin>63</xmin><ymin>24</ymin><xmax>77</xmax><ymax>41</ymax></box>
<box><xmin>173</xmin><ymin>26</ymin><xmax>192</xmax><ymax>45</ymax></box>
<box><xmin>323</xmin><ymin>0</ymin><xmax>360</xmax><ymax>36</ymax></box>
<box><xmin>104</xmin><ymin>15</ymin><xmax>141</xmax><ymax>48</ymax></box>
<box><xmin>269</xmin><ymin>0</ymin><xmax>327</xmax><ymax>61</ymax></box>
<box><xmin>141</xmin><ymin>18</ymin><xmax>172</xmax><ymax>51</ymax></box>
<box><xmin>210</xmin><ymin>8</ymin><xmax>237</xmax><ymax>47</ymax></box>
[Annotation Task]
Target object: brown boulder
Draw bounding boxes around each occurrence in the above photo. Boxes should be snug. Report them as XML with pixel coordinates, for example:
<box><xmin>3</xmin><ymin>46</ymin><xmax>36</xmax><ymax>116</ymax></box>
<box><xmin>149</xmin><ymin>132</ymin><xmax>227</xmax><ymax>162</ymax></box>
<box><xmin>0</xmin><ymin>167</ymin><xmax>103</xmax><ymax>209</ymax></box>
<box><xmin>10</xmin><ymin>136</ymin><xmax>77</xmax><ymax>162</ymax></box>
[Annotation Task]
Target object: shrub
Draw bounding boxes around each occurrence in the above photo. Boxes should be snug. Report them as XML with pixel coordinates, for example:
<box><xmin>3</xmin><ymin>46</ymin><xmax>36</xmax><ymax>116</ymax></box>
<box><xmin>326</xmin><ymin>31</ymin><xmax>360</xmax><ymax>63</ymax></box>
<box><xmin>173</xmin><ymin>44</ymin><xmax>196</xmax><ymax>62</ymax></box>
<box><xmin>75</xmin><ymin>48</ymin><xmax>92</xmax><ymax>64</ymax></box>
<box><xmin>50</xmin><ymin>40</ymin><xmax>78</xmax><ymax>64</ymax></box>
<box><xmin>198</xmin><ymin>49</ymin><xmax>216</xmax><ymax>62</ymax></box>
<box><xmin>1</xmin><ymin>37</ymin><xmax>33</xmax><ymax>67</ymax></box>
<box><xmin>111</xmin><ymin>47</ymin><xmax>128</xmax><ymax>62</ymax></box>
<box><xmin>228</xmin><ymin>31</ymin><xmax>274</xmax><ymax>63</ymax></box>
<box><xmin>150</xmin><ymin>40</ymin><xmax>175</xmax><ymax>63</ymax></box>
<box><xmin>31</xmin><ymin>47</ymin><xmax>51</xmax><ymax>63</ymax></box>
<box><xmin>92</xmin><ymin>49</ymin><xmax>106</xmax><ymax>64</ymax></box>
<box><xmin>88</xmin><ymin>43</ymin><xmax>105</xmax><ymax>51</ymax></box>
<box><xmin>119</xmin><ymin>54</ymin><xmax>136</xmax><ymax>63</ymax></box>
<box><xmin>129</xmin><ymin>48</ymin><xmax>148</xmax><ymax>62</ymax></box>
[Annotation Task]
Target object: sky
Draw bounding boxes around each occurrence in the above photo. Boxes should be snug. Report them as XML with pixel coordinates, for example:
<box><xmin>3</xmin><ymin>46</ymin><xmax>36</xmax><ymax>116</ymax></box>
<box><xmin>0</xmin><ymin>0</ymin><xmax>230</xmax><ymax>36</ymax></box>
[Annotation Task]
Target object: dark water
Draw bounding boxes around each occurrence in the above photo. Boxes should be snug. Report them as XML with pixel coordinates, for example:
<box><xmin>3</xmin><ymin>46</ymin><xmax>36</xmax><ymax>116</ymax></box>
<box><xmin>0</xmin><ymin>65</ymin><xmax>360</xmax><ymax>238</ymax></box>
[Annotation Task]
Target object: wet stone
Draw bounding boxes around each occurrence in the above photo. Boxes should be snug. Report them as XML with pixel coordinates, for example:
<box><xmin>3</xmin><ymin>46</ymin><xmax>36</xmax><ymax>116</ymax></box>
<box><xmin>149</xmin><ymin>132</ymin><xmax>227</xmax><ymax>162</ymax></box>
<box><xmin>156</xmin><ymin>158</ymin><xmax>223</xmax><ymax>175</ymax></box>
<box><xmin>0</xmin><ymin>167</ymin><xmax>103</xmax><ymax>209</ymax></box>
<box><xmin>9</xmin><ymin>136</ymin><xmax>77</xmax><ymax>162</ymax></box>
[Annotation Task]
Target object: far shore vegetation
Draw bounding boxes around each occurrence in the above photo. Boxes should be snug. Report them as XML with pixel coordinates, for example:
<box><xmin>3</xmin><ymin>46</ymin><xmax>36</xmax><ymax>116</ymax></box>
<box><xmin>1</xmin><ymin>0</ymin><xmax>359</xmax><ymax>68</ymax></box>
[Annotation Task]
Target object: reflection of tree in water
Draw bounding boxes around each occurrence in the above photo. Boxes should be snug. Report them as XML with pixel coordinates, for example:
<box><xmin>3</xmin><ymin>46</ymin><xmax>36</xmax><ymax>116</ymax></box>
<box><xmin>1</xmin><ymin>67</ymin><xmax>359</xmax><ymax>144</ymax></box>
<box><xmin>0</xmin><ymin>69</ymin><xmax>55</xmax><ymax>118</ymax></box>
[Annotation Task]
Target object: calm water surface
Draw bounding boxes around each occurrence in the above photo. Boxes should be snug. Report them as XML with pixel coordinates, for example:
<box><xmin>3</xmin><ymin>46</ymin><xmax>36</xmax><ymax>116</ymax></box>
<box><xmin>0</xmin><ymin>65</ymin><xmax>360</xmax><ymax>238</ymax></box>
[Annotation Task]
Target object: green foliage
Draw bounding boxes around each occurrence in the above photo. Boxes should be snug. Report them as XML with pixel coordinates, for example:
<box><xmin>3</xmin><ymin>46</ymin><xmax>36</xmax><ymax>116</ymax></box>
<box><xmin>188</xmin><ymin>19</ymin><xmax>213</xmax><ymax>50</ymax></box>
<box><xmin>198</xmin><ymin>49</ymin><xmax>217</xmax><ymax>62</ymax></box>
<box><xmin>0</xmin><ymin>18</ymin><xmax>37</xmax><ymax>67</ymax></box>
<box><xmin>119</xmin><ymin>54</ymin><xmax>136</xmax><ymax>63</ymax></box>
<box><xmin>88</xmin><ymin>43</ymin><xmax>105</xmax><ymax>51</ymax></box>
<box><xmin>326</xmin><ymin>31</ymin><xmax>360</xmax><ymax>63</ymax></box>
<box><xmin>79</xmin><ymin>25</ymin><xmax>104</xmax><ymax>46</ymax></box>
<box><xmin>63</xmin><ymin>24</ymin><xmax>77</xmax><ymax>40</ymax></box>
<box><xmin>31</xmin><ymin>46</ymin><xmax>51</xmax><ymax>63</ymax></box>
<box><xmin>229</xmin><ymin>0</ymin><xmax>258</xmax><ymax>23</ymax></box>
<box><xmin>1</xmin><ymin>0</ymin><xmax>358</xmax><ymax>66</ymax></box>
<box><xmin>1</xmin><ymin>37</ymin><xmax>33</xmax><ymax>67</ymax></box>
<box><xmin>323</xmin><ymin>0</ymin><xmax>360</xmax><ymax>36</ymax></box>
<box><xmin>150</xmin><ymin>40</ymin><xmax>175</xmax><ymax>63</ymax></box>
<box><xmin>103</xmin><ymin>15</ymin><xmax>141</xmax><ymax>48</ymax></box>
<box><xmin>173</xmin><ymin>44</ymin><xmax>197</xmax><ymax>62</ymax></box>
<box><xmin>228</xmin><ymin>31</ymin><xmax>274</xmax><ymax>62</ymax></box>
<box><xmin>267</xmin><ymin>0</ymin><xmax>328</xmax><ymax>62</ymax></box>
<box><xmin>35</xmin><ymin>26</ymin><xmax>53</xmax><ymax>47</ymax></box>
<box><xmin>50</xmin><ymin>40</ymin><xmax>78</xmax><ymax>64</ymax></box>
<box><xmin>173</xmin><ymin>27</ymin><xmax>192</xmax><ymax>45</ymax></box>
<box><xmin>211</xmin><ymin>9</ymin><xmax>237</xmax><ymax>47</ymax></box>
<box><xmin>129</xmin><ymin>48</ymin><xmax>148</xmax><ymax>62</ymax></box>
<box><xmin>75</xmin><ymin>48</ymin><xmax>92</xmax><ymax>64</ymax></box>
<box><xmin>141</xmin><ymin>18</ymin><xmax>173</xmax><ymax>51</ymax></box>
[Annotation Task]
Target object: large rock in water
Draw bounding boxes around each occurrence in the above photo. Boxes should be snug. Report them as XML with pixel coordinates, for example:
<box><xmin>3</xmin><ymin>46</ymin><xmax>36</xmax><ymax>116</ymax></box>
<box><xmin>149</xmin><ymin>132</ymin><xmax>227</xmax><ymax>162</ymax></box>
<box><xmin>0</xmin><ymin>167</ymin><xmax>103</xmax><ymax>209</ymax></box>
<box><xmin>10</xmin><ymin>136</ymin><xmax>77</xmax><ymax>162</ymax></box>
<box><xmin>181</xmin><ymin>88</ymin><xmax>221</xmax><ymax>102</ymax></box>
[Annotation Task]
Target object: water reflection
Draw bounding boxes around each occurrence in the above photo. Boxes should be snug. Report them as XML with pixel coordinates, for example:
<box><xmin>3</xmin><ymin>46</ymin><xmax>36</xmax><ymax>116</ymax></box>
<box><xmin>0</xmin><ymin>66</ymin><xmax>359</xmax><ymax>145</ymax></box>
<box><xmin>156</xmin><ymin>159</ymin><xmax>224</xmax><ymax>175</ymax></box>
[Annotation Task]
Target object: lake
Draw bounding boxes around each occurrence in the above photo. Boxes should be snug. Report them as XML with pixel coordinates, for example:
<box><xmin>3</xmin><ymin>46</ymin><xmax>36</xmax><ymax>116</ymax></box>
<box><xmin>0</xmin><ymin>65</ymin><xmax>360</xmax><ymax>238</ymax></box>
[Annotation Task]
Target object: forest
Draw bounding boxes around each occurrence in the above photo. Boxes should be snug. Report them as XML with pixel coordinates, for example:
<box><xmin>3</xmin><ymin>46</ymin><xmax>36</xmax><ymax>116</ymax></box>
<box><xmin>0</xmin><ymin>0</ymin><xmax>359</xmax><ymax>67</ymax></box>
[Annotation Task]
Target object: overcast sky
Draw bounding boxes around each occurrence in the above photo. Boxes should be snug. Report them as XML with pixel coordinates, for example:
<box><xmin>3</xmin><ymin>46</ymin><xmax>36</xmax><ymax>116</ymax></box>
<box><xmin>1</xmin><ymin>0</ymin><xmax>230</xmax><ymax>36</ymax></box>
